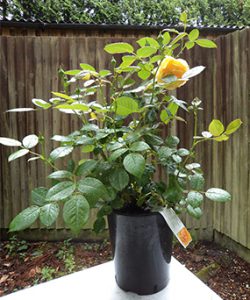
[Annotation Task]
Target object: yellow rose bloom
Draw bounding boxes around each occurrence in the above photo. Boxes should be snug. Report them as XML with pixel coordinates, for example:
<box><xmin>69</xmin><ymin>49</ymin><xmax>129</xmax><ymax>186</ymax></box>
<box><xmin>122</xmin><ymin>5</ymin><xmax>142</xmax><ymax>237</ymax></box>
<box><xmin>156</xmin><ymin>56</ymin><xmax>189</xmax><ymax>90</ymax></box>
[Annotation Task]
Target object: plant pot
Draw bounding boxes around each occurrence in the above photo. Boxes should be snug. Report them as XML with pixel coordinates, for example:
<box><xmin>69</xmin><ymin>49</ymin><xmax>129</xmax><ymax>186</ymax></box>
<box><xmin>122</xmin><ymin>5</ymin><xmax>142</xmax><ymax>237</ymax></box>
<box><xmin>108</xmin><ymin>210</ymin><xmax>173</xmax><ymax>295</ymax></box>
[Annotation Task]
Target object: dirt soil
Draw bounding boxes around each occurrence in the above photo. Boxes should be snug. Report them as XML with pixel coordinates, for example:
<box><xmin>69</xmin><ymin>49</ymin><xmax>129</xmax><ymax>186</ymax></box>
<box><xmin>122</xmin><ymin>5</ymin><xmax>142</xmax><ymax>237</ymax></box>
<box><xmin>0</xmin><ymin>239</ymin><xmax>249</xmax><ymax>299</ymax></box>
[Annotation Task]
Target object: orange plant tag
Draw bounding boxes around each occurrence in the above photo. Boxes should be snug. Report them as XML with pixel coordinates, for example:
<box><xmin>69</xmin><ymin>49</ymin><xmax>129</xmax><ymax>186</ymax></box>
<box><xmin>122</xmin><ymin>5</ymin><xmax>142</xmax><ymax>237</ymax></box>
<box><xmin>159</xmin><ymin>207</ymin><xmax>192</xmax><ymax>248</ymax></box>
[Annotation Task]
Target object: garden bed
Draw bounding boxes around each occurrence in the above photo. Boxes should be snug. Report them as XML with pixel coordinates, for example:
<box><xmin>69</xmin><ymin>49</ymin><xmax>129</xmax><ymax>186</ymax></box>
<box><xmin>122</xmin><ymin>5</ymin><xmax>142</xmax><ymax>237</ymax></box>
<box><xmin>0</xmin><ymin>238</ymin><xmax>249</xmax><ymax>299</ymax></box>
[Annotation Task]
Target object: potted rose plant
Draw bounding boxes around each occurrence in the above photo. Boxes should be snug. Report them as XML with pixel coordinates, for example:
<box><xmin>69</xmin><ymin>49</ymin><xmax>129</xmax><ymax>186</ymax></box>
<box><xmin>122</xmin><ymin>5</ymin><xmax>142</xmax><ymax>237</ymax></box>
<box><xmin>0</xmin><ymin>15</ymin><xmax>242</xmax><ymax>295</ymax></box>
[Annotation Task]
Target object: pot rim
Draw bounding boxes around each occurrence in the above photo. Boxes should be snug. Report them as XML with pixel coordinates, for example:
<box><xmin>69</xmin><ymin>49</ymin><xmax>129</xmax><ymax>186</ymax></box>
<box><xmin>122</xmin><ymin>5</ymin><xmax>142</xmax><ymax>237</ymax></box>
<box><xmin>112</xmin><ymin>209</ymin><xmax>161</xmax><ymax>217</ymax></box>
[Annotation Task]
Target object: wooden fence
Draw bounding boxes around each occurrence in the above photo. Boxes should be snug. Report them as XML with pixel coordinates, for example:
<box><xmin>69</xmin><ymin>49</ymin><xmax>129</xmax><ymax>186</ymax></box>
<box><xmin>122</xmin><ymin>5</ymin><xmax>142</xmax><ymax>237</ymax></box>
<box><xmin>0</xmin><ymin>29</ymin><xmax>249</xmax><ymax>249</ymax></box>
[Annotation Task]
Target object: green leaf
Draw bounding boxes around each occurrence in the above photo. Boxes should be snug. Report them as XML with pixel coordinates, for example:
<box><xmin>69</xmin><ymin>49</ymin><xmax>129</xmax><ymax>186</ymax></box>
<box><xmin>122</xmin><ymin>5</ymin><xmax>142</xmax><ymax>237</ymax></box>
<box><xmin>75</xmin><ymin>160</ymin><xmax>98</xmax><ymax>176</ymax></box>
<box><xmin>186</xmin><ymin>191</ymin><xmax>203</xmax><ymax>208</ymax></box>
<box><xmin>93</xmin><ymin>217</ymin><xmax>106</xmax><ymax>234</ymax></box>
<box><xmin>109</xmin><ymin>168</ymin><xmax>129</xmax><ymax>191</ymax></box>
<box><xmin>50</xmin><ymin>146</ymin><xmax>73</xmax><ymax>161</ymax></box>
<box><xmin>120</xmin><ymin>55</ymin><xmax>136</xmax><ymax>68</ymax></box>
<box><xmin>0</xmin><ymin>137</ymin><xmax>21</xmax><ymax>147</ymax></box>
<box><xmin>123</xmin><ymin>153</ymin><xmax>145</xmax><ymax>178</ymax></box>
<box><xmin>56</xmin><ymin>104</ymin><xmax>89</xmax><ymax>111</ymax></box>
<box><xmin>190</xmin><ymin>174</ymin><xmax>205</xmax><ymax>191</ymax></box>
<box><xmin>208</xmin><ymin>120</ymin><xmax>224</xmax><ymax>136</ymax></box>
<box><xmin>64</xmin><ymin>69</ymin><xmax>81</xmax><ymax>75</ymax></box>
<box><xmin>205</xmin><ymin>188</ymin><xmax>231</xmax><ymax>202</ymax></box>
<box><xmin>8</xmin><ymin>149</ymin><xmax>29</xmax><ymax>162</ymax></box>
<box><xmin>22</xmin><ymin>134</ymin><xmax>39</xmax><ymax>149</ymax></box>
<box><xmin>171</xmin><ymin>32</ymin><xmax>187</xmax><ymax>45</ymax></box>
<box><xmin>51</xmin><ymin>135</ymin><xmax>72</xmax><ymax>142</ymax></box>
<box><xmin>82</xmin><ymin>145</ymin><xmax>95</xmax><ymax>153</ymax></box>
<box><xmin>99</xmin><ymin>69</ymin><xmax>111</xmax><ymax>77</ymax></box>
<box><xmin>225</xmin><ymin>119</ymin><xmax>242</xmax><ymax>135</ymax></box>
<box><xmin>78</xmin><ymin>177</ymin><xmax>107</xmax><ymax>207</ymax></box>
<box><xmin>162</xmin><ymin>32</ymin><xmax>171</xmax><ymax>45</ymax></box>
<box><xmin>31</xmin><ymin>187</ymin><xmax>48</xmax><ymax>206</ymax></box>
<box><xmin>182</xmin><ymin>66</ymin><xmax>205</xmax><ymax>79</ymax></box>
<box><xmin>63</xmin><ymin>195</ymin><xmax>90</xmax><ymax>233</ymax></box>
<box><xmin>51</xmin><ymin>92</ymin><xmax>73</xmax><ymax>101</ymax></box>
<box><xmin>110</xmin><ymin>148</ymin><xmax>128</xmax><ymax>161</ymax></box>
<box><xmin>130</xmin><ymin>141</ymin><xmax>150</xmax><ymax>152</ymax></box>
<box><xmin>80</xmin><ymin>63</ymin><xmax>96</xmax><ymax>72</ymax></box>
<box><xmin>166</xmin><ymin>136</ymin><xmax>180</xmax><ymax>148</ymax></box>
<box><xmin>185</xmin><ymin>41</ymin><xmax>195</xmax><ymax>50</ymax></box>
<box><xmin>188</xmin><ymin>29</ymin><xmax>199</xmax><ymax>41</ymax></box>
<box><xmin>40</xmin><ymin>203</ymin><xmax>59</xmax><ymax>226</ymax></box>
<box><xmin>187</xmin><ymin>205</ymin><xmax>202</xmax><ymax>219</ymax></box>
<box><xmin>172</xmin><ymin>154</ymin><xmax>182</xmax><ymax>163</ymax></box>
<box><xmin>138</xmin><ymin>68</ymin><xmax>151</xmax><ymax>80</ymax></box>
<box><xmin>32</xmin><ymin>99</ymin><xmax>51</xmax><ymax>109</ymax></box>
<box><xmin>160</xmin><ymin>103</ymin><xmax>179</xmax><ymax>125</ymax></box>
<box><xmin>180</xmin><ymin>12</ymin><xmax>187</xmax><ymax>23</ymax></box>
<box><xmin>177</xmin><ymin>148</ymin><xmax>190</xmax><ymax>156</ymax></box>
<box><xmin>195</xmin><ymin>39</ymin><xmax>217</xmax><ymax>48</ymax></box>
<box><xmin>137</xmin><ymin>37</ymin><xmax>159</xmax><ymax>48</ymax></box>
<box><xmin>104</xmin><ymin>42</ymin><xmax>134</xmax><ymax>54</ymax></box>
<box><xmin>9</xmin><ymin>206</ymin><xmax>40</xmax><ymax>232</ymax></box>
<box><xmin>213</xmin><ymin>134</ymin><xmax>229</xmax><ymax>142</ymax></box>
<box><xmin>46</xmin><ymin>181</ymin><xmax>76</xmax><ymax>201</ymax></box>
<box><xmin>48</xmin><ymin>170</ymin><xmax>73</xmax><ymax>180</ymax></box>
<box><xmin>136</xmin><ymin>46</ymin><xmax>157</xmax><ymax>58</ymax></box>
<box><xmin>115</xmin><ymin>96</ymin><xmax>139</xmax><ymax>116</ymax></box>
<box><xmin>144</xmin><ymin>134</ymin><xmax>164</xmax><ymax>146</ymax></box>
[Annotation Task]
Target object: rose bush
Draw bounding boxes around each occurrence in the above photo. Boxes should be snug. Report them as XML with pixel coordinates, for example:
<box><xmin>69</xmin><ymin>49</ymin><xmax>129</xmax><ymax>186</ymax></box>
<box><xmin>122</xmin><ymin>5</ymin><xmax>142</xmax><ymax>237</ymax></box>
<box><xmin>0</xmin><ymin>14</ymin><xmax>242</xmax><ymax>234</ymax></box>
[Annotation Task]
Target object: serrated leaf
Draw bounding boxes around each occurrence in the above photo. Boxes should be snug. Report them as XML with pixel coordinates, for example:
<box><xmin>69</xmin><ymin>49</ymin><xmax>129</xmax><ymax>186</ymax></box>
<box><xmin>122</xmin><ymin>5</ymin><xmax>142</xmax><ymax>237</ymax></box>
<box><xmin>190</xmin><ymin>174</ymin><xmax>204</xmax><ymax>191</ymax></box>
<box><xmin>195</xmin><ymin>39</ymin><xmax>217</xmax><ymax>48</ymax></box>
<box><xmin>162</xmin><ymin>32</ymin><xmax>171</xmax><ymax>45</ymax></box>
<box><xmin>186</xmin><ymin>191</ymin><xmax>203</xmax><ymax>208</ymax></box>
<box><xmin>172</xmin><ymin>154</ymin><xmax>182</xmax><ymax>163</ymax></box>
<box><xmin>0</xmin><ymin>137</ymin><xmax>21</xmax><ymax>147</ymax></box>
<box><xmin>50</xmin><ymin>146</ymin><xmax>73</xmax><ymax>161</ymax></box>
<box><xmin>183</xmin><ymin>66</ymin><xmax>205</xmax><ymax>80</ymax></box>
<box><xmin>209</xmin><ymin>120</ymin><xmax>224</xmax><ymax>136</ymax></box>
<box><xmin>40</xmin><ymin>203</ymin><xmax>59</xmax><ymax>226</ymax></box>
<box><xmin>31</xmin><ymin>187</ymin><xmax>48</xmax><ymax>206</ymax></box>
<box><xmin>104</xmin><ymin>42</ymin><xmax>134</xmax><ymax>54</ymax></box>
<box><xmin>120</xmin><ymin>55</ymin><xmax>136</xmax><ymax>68</ymax></box>
<box><xmin>82</xmin><ymin>145</ymin><xmax>95</xmax><ymax>153</ymax></box>
<box><xmin>109</xmin><ymin>168</ymin><xmax>129</xmax><ymax>191</ymax></box>
<box><xmin>160</xmin><ymin>103</ymin><xmax>179</xmax><ymax>125</ymax></box>
<box><xmin>171</xmin><ymin>32</ymin><xmax>187</xmax><ymax>45</ymax></box>
<box><xmin>63</xmin><ymin>195</ymin><xmax>90</xmax><ymax>233</ymax></box>
<box><xmin>78</xmin><ymin>177</ymin><xmax>107</xmax><ymax>207</ymax></box>
<box><xmin>205</xmin><ymin>188</ymin><xmax>231</xmax><ymax>202</ymax></box>
<box><xmin>123</xmin><ymin>153</ymin><xmax>145</xmax><ymax>177</ymax></box>
<box><xmin>136</xmin><ymin>46</ymin><xmax>157</xmax><ymax>58</ymax></box>
<box><xmin>109</xmin><ymin>148</ymin><xmax>128</xmax><ymax>161</ymax></box>
<box><xmin>138</xmin><ymin>68</ymin><xmax>151</xmax><ymax>80</ymax></box>
<box><xmin>75</xmin><ymin>160</ymin><xmax>98</xmax><ymax>176</ymax></box>
<box><xmin>130</xmin><ymin>141</ymin><xmax>150</xmax><ymax>152</ymax></box>
<box><xmin>188</xmin><ymin>29</ymin><xmax>199</xmax><ymax>41</ymax></box>
<box><xmin>9</xmin><ymin>206</ymin><xmax>40</xmax><ymax>232</ymax></box>
<box><xmin>225</xmin><ymin>119</ymin><xmax>242</xmax><ymax>135</ymax></box>
<box><xmin>46</xmin><ymin>181</ymin><xmax>75</xmax><ymax>201</ymax></box>
<box><xmin>32</xmin><ymin>99</ymin><xmax>51</xmax><ymax>109</ymax></box>
<box><xmin>22</xmin><ymin>134</ymin><xmax>39</xmax><ymax>149</ymax></box>
<box><xmin>51</xmin><ymin>92</ymin><xmax>73</xmax><ymax>100</ymax></box>
<box><xmin>48</xmin><ymin>170</ymin><xmax>73</xmax><ymax>180</ymax></box>
<box><xmin>99</xmin><ymin>69</ymin><xmax>111</xmax><ymax>77</ymax></box>
<box><xmin>51</xmin><ymin>135</ymin><xmax>72</xmax><ymax>142</ymax></box>
<box><xmin>8</xmin><ymin>149</ymin><xmax>29</xmax><ymax>162</ymax></box>
<box><xmin>115</xmin><ymin>96</ymin><xmax>139</xmax><ymax>116</ymax></box>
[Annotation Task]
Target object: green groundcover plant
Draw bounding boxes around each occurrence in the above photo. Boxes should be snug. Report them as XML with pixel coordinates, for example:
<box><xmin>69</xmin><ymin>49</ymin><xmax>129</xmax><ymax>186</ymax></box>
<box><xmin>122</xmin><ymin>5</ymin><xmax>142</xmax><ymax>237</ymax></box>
<box><xmin>0</xmin><ymin>14</ymin><xmax>242</xmax><ymax>234</ymax></box>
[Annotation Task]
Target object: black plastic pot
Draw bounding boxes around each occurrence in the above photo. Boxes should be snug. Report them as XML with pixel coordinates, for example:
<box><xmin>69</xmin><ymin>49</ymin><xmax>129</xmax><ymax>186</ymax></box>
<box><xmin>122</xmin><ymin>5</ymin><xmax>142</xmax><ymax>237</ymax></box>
<box><xmin>108</xmin><ymin>211</ymin><xmax>173</xmax><ymax>295</ymax></box>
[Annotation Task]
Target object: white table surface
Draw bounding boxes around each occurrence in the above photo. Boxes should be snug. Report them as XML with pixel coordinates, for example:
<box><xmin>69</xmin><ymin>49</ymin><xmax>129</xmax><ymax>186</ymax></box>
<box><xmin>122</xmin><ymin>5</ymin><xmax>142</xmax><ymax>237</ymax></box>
<box><xmin>2</xmin><ymin>258</ymin><xmax>222</xmax><ymax>300</ymax></box>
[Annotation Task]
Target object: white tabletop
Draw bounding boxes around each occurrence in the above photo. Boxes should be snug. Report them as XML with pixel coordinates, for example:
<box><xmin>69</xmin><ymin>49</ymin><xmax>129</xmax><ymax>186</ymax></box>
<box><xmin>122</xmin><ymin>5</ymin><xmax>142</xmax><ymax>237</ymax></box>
<box><xmin>2</xmin><ymin>258</ymin><xmax>222</xmax><ymax>300</ymax></box>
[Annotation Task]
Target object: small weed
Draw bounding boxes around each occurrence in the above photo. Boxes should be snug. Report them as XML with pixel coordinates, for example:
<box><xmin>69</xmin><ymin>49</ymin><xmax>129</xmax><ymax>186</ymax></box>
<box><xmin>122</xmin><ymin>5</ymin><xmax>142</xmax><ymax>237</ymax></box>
<box><xmin>5</xmin><ymin>236</ymin><xmax>28</xmax><ymax>257</ymax></box>
<box><xmin>41</xmin><ymin>267</ymin><xmax>56</xmax><ymax>281</ymax></box>
<box><xmin>56</xmin><ymin>239</ymin><xmax>76</xmax><ymax>273</ymax></box>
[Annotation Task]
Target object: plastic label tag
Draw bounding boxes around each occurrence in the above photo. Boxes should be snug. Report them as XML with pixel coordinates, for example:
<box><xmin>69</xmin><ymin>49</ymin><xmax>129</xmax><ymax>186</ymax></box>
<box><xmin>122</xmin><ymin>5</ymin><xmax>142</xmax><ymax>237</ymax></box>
<box><xmin>159</xmin><ymin>207</ymin><xmax>192</xmax><ymax>248</ymax></box>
